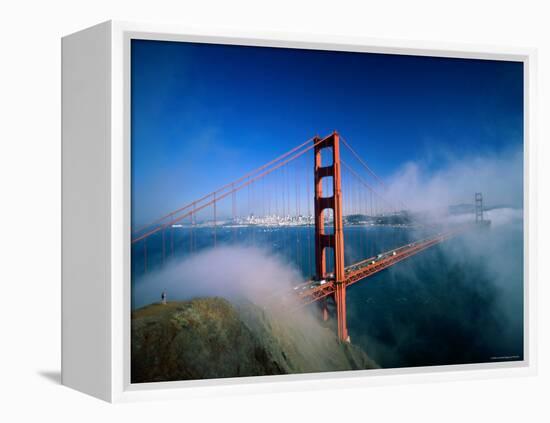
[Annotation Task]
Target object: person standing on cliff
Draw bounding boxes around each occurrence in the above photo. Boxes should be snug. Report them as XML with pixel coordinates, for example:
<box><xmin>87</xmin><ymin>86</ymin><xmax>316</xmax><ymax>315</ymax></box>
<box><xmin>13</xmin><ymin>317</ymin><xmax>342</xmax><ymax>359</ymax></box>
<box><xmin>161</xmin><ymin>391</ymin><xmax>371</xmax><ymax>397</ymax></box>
<box><xmin>161</xmin><ymin>290</ymin><xmax>167</xmax><ymax>305</ymax></box>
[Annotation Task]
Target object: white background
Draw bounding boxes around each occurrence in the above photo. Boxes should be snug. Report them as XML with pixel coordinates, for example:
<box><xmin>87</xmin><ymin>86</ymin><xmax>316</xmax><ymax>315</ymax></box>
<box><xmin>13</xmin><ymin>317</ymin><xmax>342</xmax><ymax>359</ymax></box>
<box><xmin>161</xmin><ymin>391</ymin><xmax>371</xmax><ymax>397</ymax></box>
<box><xmin>0</xmin><ymin>0</ymin><xmax>548</xmax><ymax>421</ymax></box>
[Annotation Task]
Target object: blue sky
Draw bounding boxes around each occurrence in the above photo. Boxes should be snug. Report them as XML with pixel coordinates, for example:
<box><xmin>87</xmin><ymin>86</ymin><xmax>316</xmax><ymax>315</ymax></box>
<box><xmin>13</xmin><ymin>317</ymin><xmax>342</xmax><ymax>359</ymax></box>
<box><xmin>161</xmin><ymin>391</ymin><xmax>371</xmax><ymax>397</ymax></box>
<box><xmin>131</xmin><ymin>39</ymin><xmax>523</xmax><ymax>225</ymax></box>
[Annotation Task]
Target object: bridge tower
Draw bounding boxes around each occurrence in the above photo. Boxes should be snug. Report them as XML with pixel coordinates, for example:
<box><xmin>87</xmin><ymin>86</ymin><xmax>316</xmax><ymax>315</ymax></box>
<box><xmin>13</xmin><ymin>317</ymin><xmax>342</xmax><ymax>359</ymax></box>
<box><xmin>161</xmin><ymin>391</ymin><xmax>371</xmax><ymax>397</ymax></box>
<box><xmin>313</xmin><ymin>131</ymin><xmax>349</xmax><ymax>342</ymax></box>
<box><xmin>475</xmin><ymin>192</ymin><xmax>484</xmax><ymax>223</ymax></box>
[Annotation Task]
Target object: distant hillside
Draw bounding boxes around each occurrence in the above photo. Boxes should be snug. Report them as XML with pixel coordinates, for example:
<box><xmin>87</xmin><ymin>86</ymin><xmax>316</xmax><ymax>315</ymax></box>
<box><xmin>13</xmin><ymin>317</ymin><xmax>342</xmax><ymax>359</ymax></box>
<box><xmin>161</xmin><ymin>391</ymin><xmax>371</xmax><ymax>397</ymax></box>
<box><xmin>132</xmin><ymin>298</ymin><xmax>377</xmax><ymax>383</ymax></box>
<box><xmin>344</xmin><ymin>211</ymin><xmax>412</xmax><ymax>226</ymax></box>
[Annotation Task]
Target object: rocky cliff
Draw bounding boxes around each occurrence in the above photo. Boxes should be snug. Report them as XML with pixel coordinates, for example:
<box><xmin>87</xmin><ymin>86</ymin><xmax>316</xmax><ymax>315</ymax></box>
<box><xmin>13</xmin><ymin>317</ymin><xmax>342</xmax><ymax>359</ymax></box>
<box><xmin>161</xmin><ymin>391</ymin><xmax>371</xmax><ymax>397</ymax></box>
<box><xmin>131</xmin><ymin>298</ymin><xmax>377</xmax><ymax>383</ymax></box>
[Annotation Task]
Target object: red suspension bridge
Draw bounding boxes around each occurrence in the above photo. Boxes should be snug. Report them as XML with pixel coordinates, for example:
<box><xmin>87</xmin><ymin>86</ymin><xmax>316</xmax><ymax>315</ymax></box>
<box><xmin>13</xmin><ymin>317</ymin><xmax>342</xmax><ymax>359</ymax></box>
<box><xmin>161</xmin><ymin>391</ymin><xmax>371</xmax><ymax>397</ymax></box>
<box><xmin>132</xmin><ymin>131</ymin><xmax>481</xmax><ymax>342</ymax></box>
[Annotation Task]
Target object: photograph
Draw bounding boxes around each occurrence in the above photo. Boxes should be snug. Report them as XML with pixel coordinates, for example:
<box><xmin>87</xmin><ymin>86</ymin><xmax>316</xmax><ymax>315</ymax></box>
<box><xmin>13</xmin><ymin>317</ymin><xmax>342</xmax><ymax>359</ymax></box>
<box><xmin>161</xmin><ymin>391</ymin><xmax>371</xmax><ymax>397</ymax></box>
<box><xmin>129</xmin><ymin>39</ymin><xmax>524</xmax><ymax>383</ymax></box>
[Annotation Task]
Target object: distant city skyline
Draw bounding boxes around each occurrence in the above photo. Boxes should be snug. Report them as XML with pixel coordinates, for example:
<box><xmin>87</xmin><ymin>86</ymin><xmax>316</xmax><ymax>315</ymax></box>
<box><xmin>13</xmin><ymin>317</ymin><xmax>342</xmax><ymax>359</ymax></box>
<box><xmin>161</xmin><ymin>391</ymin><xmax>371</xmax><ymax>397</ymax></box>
<box><xmin>131</xmin><ymin>39</ymin><xmax>523</xmax><ymax>226</ymax></box>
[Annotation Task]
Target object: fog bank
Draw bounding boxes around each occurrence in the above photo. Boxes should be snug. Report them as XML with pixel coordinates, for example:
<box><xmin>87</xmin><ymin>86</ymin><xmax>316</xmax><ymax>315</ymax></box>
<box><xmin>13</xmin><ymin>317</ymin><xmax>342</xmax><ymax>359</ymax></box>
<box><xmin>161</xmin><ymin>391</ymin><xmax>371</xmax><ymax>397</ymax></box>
<box><xmin>385</xmin><ymin>147</ymin><xmax>523</xmax><ymax>212</ymax></box>
<box><xmin>133</xmin><ymin>246</ymin><xmax>301</xmax><ymax>309</ymax></box>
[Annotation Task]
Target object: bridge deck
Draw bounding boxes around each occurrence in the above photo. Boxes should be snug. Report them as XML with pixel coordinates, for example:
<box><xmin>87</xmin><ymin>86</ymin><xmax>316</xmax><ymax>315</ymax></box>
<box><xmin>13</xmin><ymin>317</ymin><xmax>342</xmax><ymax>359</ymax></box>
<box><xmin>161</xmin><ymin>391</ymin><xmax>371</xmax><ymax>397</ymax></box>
<box><xmin>294</xmin><ymin>225</ymin><xmax>471</xmax><ymax>307</ymax></box>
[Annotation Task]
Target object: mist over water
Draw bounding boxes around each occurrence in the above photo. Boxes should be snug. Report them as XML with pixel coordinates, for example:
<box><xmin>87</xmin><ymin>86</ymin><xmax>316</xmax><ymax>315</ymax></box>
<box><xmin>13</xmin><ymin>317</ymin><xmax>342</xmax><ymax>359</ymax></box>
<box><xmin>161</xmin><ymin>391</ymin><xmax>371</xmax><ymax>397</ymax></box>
<box><xmin>346</xmin><ymin>208</ymin><xmax>523</xmax><ymax>367</ymax></box>
<box><xmin>132</xmin><ymin>245</ymin><xmax>303</xmax><ymax>309</ymax></box>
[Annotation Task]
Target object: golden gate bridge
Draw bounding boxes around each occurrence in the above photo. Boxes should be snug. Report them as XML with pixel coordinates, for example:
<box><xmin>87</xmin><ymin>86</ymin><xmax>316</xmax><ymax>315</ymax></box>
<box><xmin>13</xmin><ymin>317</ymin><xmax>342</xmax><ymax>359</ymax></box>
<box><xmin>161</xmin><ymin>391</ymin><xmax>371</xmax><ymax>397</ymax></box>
<box><xmin>131</xmin><ymin>131</ymin><xmax>482</xmax><ymax>342</ymax></box>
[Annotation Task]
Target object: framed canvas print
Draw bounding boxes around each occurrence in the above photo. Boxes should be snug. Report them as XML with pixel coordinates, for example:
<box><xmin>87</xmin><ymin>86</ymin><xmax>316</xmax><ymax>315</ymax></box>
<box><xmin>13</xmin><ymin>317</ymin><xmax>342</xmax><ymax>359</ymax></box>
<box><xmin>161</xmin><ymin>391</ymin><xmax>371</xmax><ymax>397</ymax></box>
<box><xmin>61</xmin><ymin>21</ymin><xmax>537</xmax><ymax>402</ymax></box>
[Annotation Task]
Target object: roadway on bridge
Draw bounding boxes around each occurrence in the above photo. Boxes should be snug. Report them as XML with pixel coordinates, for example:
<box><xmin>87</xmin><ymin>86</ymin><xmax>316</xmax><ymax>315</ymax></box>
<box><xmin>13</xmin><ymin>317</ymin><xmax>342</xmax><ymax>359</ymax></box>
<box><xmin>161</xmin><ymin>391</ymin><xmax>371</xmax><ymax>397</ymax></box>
<box><xmin>291</xmin><ymin>224</ymin><xmax>472</xmax><ymax>307</ymax></box>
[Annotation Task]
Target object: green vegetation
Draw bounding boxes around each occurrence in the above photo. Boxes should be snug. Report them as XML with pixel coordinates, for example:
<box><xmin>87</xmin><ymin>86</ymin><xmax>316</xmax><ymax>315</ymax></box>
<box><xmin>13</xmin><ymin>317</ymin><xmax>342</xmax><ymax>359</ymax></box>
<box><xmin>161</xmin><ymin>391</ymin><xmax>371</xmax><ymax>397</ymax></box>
<box><xmin>344</xmin><ymin>212</ymin><xmax>412</xmax><ymax>226</ymax></box>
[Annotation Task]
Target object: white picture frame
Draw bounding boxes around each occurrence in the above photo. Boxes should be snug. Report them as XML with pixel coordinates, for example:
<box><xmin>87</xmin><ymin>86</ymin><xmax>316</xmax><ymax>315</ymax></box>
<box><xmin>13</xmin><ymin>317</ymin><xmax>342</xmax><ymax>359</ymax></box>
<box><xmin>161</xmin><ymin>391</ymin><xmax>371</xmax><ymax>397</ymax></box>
<box><xmin>61</xmin><ymin>20</ymin><xmax>537</xmax><ymax>403</ymax></box>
